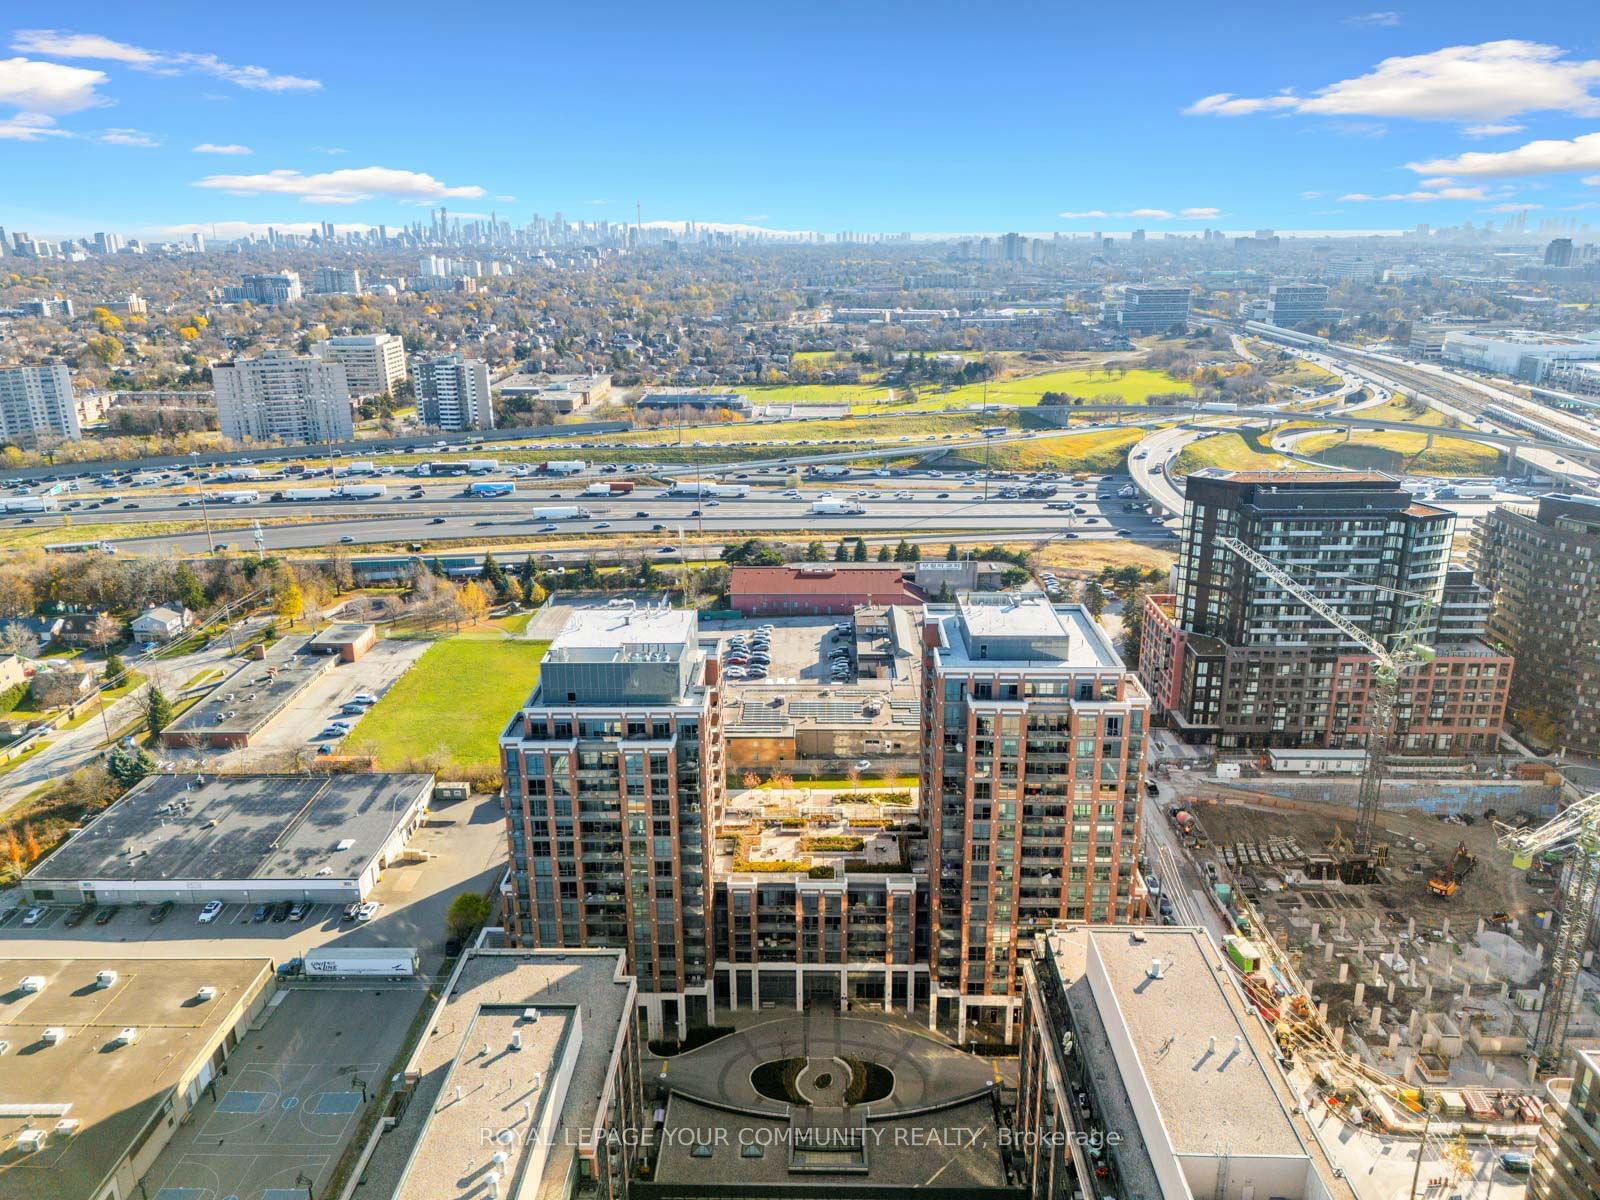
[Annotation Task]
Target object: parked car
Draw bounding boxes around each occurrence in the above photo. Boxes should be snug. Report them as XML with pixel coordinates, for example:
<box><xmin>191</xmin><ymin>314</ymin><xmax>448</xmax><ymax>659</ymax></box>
<box><xmin>341</xmin><ymin>902</ymin><xmax>361</xmax><ymax>922</ymax></box>
<box><xmin>251</xmin><ymin>903</ymin><xmax>270</xmax><ymax>923</ymax></box>
<box><xmin>357</xmin><ymin>901</ymin><xmax>381</xmax><ymax>922</ymax></box>
<box><xmin>270</xmin><ymin>900</ymin><xmax>292</xmax><ymax>922</ymax></box>
<box><xmin>198</xmin><ymin>899</ymin><xmax>224</xmax><ymax>923</ymax></box>
<box><xmin>21</xmin><ymin>906</ymin><xmax>45</xmax><ymax>926</ymax></box>
<box><xmin>150</xmin><ymin>900</ymin><xmax>175</xmax><ymax>923</ymax></box>
<box><xmin>95</xmin><ymin>905</ymin><xmax>120</xmax><ymax>925</ymax></box>
<box><xmin>64</xmin><ymin>903</ymin><xmax>94</xmax><ymax>928</ymax></box>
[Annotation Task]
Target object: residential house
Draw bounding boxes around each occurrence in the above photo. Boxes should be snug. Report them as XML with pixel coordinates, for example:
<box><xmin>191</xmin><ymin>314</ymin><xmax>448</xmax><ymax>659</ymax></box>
<box><xmin>131</xmin><ymin>606</ymin><xmax>193</xmax><ymax>644</ymax></box>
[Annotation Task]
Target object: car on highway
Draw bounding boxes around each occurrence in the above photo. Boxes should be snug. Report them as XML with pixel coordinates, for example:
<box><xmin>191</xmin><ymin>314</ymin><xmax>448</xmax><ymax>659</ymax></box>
<box><xmin>538</xmin><ymin>523</ymin><xmax>558</xmax><ymax>532</ymax></box>
<box><xmin>431</xmin><ymin>516</ymin><xmax>446</xmax><ymax>523</ymax></box>
<box><xmin>339</xmin><ymin>534</ymin><xmax>355</xmax><ymax>543</ymax></box>
<box><xmin>198</xmin><ymin>900</ymin><xmax>224</xmax><ymax>923</ymax></box>
<box><xmin>656</xmin><ymin>545</ymin><xmax>678</xmax><ymax>555</ymax></box>
<box><xmin>636</xmin><ymin>510</ymin><xmax>650</xmax><ymax>518</ymax></box>
<box><xmin>594</xmin><ymin>521</ymin><xmax>611</xmax><ymax>529</ymax></box>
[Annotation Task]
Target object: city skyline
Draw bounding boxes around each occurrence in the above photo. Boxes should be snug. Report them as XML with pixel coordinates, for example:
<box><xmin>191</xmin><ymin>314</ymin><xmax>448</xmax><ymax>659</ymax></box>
<box><xmin>3</xmin><ymin>2</ymin><xmax>1600</xmax><ymax>238</ymax></box>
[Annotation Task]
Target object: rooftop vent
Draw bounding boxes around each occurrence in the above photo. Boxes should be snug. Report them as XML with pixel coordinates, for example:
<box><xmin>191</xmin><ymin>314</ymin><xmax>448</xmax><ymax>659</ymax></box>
<box><xmin>41</xmin><ymin>1027</ymin><xmax>66</xmax><ymax>1046</ymax></box>
<box><xmin>95</xmin><ymin>970</ymin><xmax>118</xmax><ymax>989</ymax></box>
<box><xmin>196</xmin><ymin>986</ymin><xmax>217</xmax><ymax>1002</ymax></box>
<box><xmin>522</xmin><ymin>1008</ymin><xmax>539</xmax><ymax>1024</ymax></box>
<box><xmin>1147</xmin><ymin>958</ymin><xmax>1164</xmax><ymax>980</ymax></box>
<box><xmin>115</xmin><ymin>1027</ymin><xmax>138</xmax><ymax>1046</ymax></box>
<box><xmin>53</xmin><ymin>1118</ymin><xmax>81</xmax><ymax>1138</ymax></box>
<box><xmin>335</xmin><ymin>838</ymin><xmax>355</xmax><ymax>851</ymax></box>
<box><xmin>18</xmin><ymin>975</ymin><xmax>45</xmax><ymax>994</ymax></box>
<box><xmin>16</xmin><ymin>1130</ymin><xmax>44</xmax><ymax>1153</ymax></box>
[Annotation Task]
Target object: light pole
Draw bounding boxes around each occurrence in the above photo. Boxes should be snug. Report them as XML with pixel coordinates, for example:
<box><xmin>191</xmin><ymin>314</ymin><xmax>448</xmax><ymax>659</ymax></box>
<box><xmin>191</xmin><ymin>451</ymin><xmax>215</xmax><ymax>553</ymax></box>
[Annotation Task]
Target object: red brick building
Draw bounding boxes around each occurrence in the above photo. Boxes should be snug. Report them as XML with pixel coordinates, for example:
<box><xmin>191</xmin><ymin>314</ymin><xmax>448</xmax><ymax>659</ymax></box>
<box><xmin>729</xmin><ymin>565</ymin><xmax>923</xmax><ymax>616</ymax></box>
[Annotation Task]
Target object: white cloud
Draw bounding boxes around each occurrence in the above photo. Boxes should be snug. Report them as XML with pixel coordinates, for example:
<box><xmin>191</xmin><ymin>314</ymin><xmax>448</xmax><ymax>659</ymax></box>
<box><xmin>1343</xmin><ymin>187</ymin><xmax>1488</xmax><ymax>201</ymax></box>
<box><xmin>1186</xmin><ymin>41</ymin><xmax>1600</xmax><ymax>121</ymax></box>
<box><xmin>311</xmin><ymin>145</ymin><xmax>347</xmax><ymax>155</ymax></box>
<box><xmin>192</xmin><ymin>166</ymin><xmax>486</xmax><ymax>205</ymax></box>
<box><xmin>194</xmin><ymin>142</ymin><xmax>251</xmax><ymax>155</ymax></box>
<box><xmin>0</xmin><ymin>55</ymin><xmax>109</xmax><ymax>113</ymax></box>
<box><xmin>1418</xmin><ymin>176</ymin><xmax>1455</xmax><ymax>187</ymax></box>
<box><xmin>1586</xmin><ymin>174</ymin><xmax>1600</xmax><ymax>186</ymax></box>
<box><xmin>495</xmin><ymin>195</ymin><xmax>516</xmax><ymax>203</ymax></box>
<box><xmin>0</xmin><ymin>110</ymin><xmax>70</xmax><ymax>140</ymax></box>
<box><xmin>1300</xmin><ymin>190</ymin><xmax>1323</xmax><ymax>200</ymax></box>
<box><xmin>98</xmin><ymin>127</ymin><xmax>158</xmax><ymax>146</ymax></box>
<box><xmin>1059</xmin><ymin>207</ymin><xmax>1218</xmax><ymax>220</ymax></box>
<box><xmin>1348</xmin><ymin>11</ymin><xmax>1402</xmax><ymax>26</ymax></box>
<box><xmin>1463</xmin><ymin>122</ymin><xmax>1524</xmax><ymax>137</ymax></box>
<box><xmin>13</xmin><ymin>29</ymin><xmax>319</xmax><ymax>92</ymax></box>
<box><xmin>1484</xmin><ymin>203</ymin><xmax>1541</xmax><ymax>212</ymax></box>
<box><xmin>1408</xmin><ymin>132</ymin><xmax>1600</xmax><ymax>178</ymax></box>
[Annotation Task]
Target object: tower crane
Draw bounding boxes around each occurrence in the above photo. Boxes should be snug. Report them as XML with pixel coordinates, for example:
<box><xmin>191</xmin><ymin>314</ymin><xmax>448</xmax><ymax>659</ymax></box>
<box><xmin>1219</xmin><ymin>537</ymin><xmax>1435</xmax><ymax>874</ymax></box>
<box><xmin>1495</xmin><ymin>790</ymin><xmax>1600</xmax><ymax>1071</ymax></box>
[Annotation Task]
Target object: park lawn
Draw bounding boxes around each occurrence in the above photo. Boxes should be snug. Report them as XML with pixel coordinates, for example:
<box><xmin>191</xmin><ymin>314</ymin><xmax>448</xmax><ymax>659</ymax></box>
<box><xmin>1026</xmin><ymin>540</ymin><xmax>1179</xmax><ymax>575</ymax></box>
<box><xmin>1174</xmin><ymin>429</ymin><xmax>1301</xmax><ymax>475</ymax></box>
<box><xmin>877</xmin><ymin>368</ymin><xmax>1192</xmax><ymax>413</ymax></box>
<box><xmin>352</xmin><ymin>638</ymin><xmax>548</xmax><ymax>770</ymax></box>
<box><xmin>983</xmin><ymin>429</ymin><xmax>1147</xmax><ymax>472</ymax></box>
<box><xmin>613</xmin><ymin>409</ymin><xmax>1006</xmax><ymax>448</ymax></box>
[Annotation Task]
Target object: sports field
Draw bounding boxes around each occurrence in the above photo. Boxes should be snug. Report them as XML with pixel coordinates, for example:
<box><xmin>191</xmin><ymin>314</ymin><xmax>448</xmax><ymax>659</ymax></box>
<box><xmin>353</xmin><ymin>637</ymin><xmax>547</xmax><ymax>769</ymax></box>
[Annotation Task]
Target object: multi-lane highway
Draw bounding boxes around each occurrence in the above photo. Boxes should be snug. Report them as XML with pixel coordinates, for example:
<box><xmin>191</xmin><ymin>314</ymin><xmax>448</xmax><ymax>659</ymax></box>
<box><xmin>5</xmin><ymin>475</ymin><xmax>1171</xmax><ymax>556</ymax></box>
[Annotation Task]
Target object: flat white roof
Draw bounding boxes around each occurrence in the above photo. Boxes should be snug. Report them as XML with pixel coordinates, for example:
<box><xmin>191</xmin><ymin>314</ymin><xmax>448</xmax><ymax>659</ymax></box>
<box><xmin>547</xmin><ymin>606</ymin><xmax>694</xmax><ymax>656</ymax></box>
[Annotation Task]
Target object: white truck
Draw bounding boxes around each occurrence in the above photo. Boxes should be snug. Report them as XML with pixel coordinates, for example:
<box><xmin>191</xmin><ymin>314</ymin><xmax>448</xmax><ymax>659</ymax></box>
<box><xmin>810</xmin><ymin>499</ymin><xmax>865</xmax><ymax>515</ymax></box>
<box><xmin>543</xmin><ymin>460</ymin><xmax>588</xmax><ymax>476</ymax></box>
<box><xmin>335</xmin><ymin>483</ymin><xmax>388</xmax><ymax>499</ymax></box>
<box><xmin>667</xmin><ymin>481</ymin><xmax>749</xmax><ymax>498</ymax></box>
<box><xmin>299</xmin><ymin>946</ymin><xmax>418</xmax><ymax>979</ymax></box>
<box><xmin>337</xmin><ymin>460</ymin><xmax>378</xmax><ymax>476</ymax></box>
<box><xmin>216</xmin><ymin>467</ymin><xmax>263</xmax><ymax>482</ymax></box>
<box><xmin>1</xmin><ymin>495</ymin><xmax>58</xmax><ymax>513</ymax></box>
<box><xmin>274</xmin><ymin>487</ymin><xmax>334</xmax><ymax>502</ymax></box>
<box><xmin>464</xmin><ymin>459</ymin><xmax>500</xmax><ymax>475</ymax></box>
<box><xmin>808</xmin><ymin>465</ymin><xmax>850</xmax><ymax>479</ymax></box>
<box><xmin>532</xmin><ymin>506</ymin><xmax>592</xmax><ymax>521</ymax></box>
<box><xmin>209</xmin><ymin>490</ymin><xmax>260</xmax><ymax>505</ymax></box>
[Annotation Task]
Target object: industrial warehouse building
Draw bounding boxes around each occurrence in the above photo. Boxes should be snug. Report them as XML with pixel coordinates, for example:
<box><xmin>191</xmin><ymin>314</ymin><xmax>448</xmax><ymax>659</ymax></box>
<box><xmin>729</xmin><ymin>564</ymin><xmax>923</xmax><ymax>615</ymax></box>
<box><xmin>160</xmin><ymin>635</ymin><xmax>333</xmax><ymax>749</ymax></box>
<box><xmin>306</xmin><ymin>621</ymin><xmax>377</xmax><ymax>661</ymax></box>
<box><xmin>22</xmin><ymin>773</ymin><xmax>434</xmax><ymax>906</ymax></box>
<box><xmin>0</xmin><ymin>957</ymin><xmax>275</xmax><ymax>1200</ymax></box>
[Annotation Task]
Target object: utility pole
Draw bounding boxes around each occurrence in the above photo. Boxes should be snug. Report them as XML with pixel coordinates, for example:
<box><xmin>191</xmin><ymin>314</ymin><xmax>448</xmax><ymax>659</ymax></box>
<box><xmin>191</xmin><ymin>451</ymin><xmax>215</xmax><ymax>553</ymax></box>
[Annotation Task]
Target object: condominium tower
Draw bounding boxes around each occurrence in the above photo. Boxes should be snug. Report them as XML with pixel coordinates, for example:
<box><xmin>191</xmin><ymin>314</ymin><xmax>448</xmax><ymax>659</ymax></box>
<box><xmin>0</xmin><ymin>363</ymin><xmax>80</xmax><ymax>444</ymax></box>
<box><xmin>212</xmin><ymin>349</ymin><xmax>353</xmax><ymax>445</ymax></box>
<box><xmin>415</xmin><ymin>352</ymin><xmax>494</xmax><ymax>431</ymax></box>
<box><xmin>1139</xmin><ymin>472</ymin><xmax>1510</xmax><ymax>752</ymax></box>
<box><xmin>921</xmin><ymin>593</ymin><xmax>1150</xmax><ymax>1042</ymax></box>
<box><xmin>312</xmin><ymin>333</ymin><xmax>408</xmax><ymax>399</ymax></box>
<box><xmin>499</xmin><ymin>605</ymin><xmax>723</xmax><ymax>1038</ymax></box>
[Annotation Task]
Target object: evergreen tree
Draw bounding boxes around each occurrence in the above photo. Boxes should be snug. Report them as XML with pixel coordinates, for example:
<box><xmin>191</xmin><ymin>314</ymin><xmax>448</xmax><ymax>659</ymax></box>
<box><xmin>102</xmin><ymin>652</ymin><xmax>126</xmax><ymax>684</ymax></box>
<box><xmin>946</xmin><ymin>543</ymin><xmax>959</xmax><ymax>561</ymax></box>
<box><xmin>852</xmin><ymin>539</ymin><xmax>868</xmax><ymax>562</ymax></box>
<box><xmin>805</xmin><ymin>541</ymin><xmax>827</xmax><ymax>562</ymax></box>
<box><xmin>174</xmin><ymin>562</ymin><xmax>207</xmax><ymax>612</ymax></box>
<box><xmin>107</xmin><ymin>744</ymin><xmax>156</xmax><ymax>788</ymax></box>
<box><xmin>834</xmin><ymin>541</ymin><xmax>850</xmax><ymax>562</ymax></box>
<box><xmin>478</xmin><ymin>552</ymin><xmax>510</xmax><ymax>598</ymax></box>
<box><xmin>876</xmin><ymin>544</ymin><xmax>893</xmax><ymax>562</ymax></box>
<box><xmin>146</xmin><ymin>685</ymin><xmax>173</xmax><ymax>737</ymax></box>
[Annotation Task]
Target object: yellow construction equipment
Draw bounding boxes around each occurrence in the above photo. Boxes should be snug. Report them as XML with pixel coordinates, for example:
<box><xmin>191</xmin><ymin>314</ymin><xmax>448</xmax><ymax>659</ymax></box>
<box><xmin>1426</xmin><ymin>840</ymin><xmax>1477</xmax><ymax>897</ymax></box>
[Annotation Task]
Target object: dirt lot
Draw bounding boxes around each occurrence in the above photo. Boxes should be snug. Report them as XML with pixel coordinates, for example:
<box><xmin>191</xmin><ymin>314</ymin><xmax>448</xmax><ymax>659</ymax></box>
<box><xmin>1196</xmin><ymin>800</ymin><xmax>1549</xmax><ymax>939</ymax></box>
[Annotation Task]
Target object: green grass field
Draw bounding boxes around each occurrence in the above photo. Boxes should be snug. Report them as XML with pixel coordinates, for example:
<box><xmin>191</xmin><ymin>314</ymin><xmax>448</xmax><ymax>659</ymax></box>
<box><xmin>1288</xmin><ymin>395</ymin><xmax>1502</xmax><ymax>475</ymax></box>
<box><xmin>982</xmin><ymin>429</ymin><xmax>1147</xmax><ymax>472</ymax></box>
<box><xmin>1173</xmin><ymin>429</ymin><xmax>1300</xmax><ymax>474</ymax></box>
<box><xmin>353</xmin><ymin>638</ymin><xmax>547</xmax><ymax>770</ymax></box>
<box><xmin>862</xmin><ymin>367</ymin><xmax>1191</xmax><ymax>414</ymax></box>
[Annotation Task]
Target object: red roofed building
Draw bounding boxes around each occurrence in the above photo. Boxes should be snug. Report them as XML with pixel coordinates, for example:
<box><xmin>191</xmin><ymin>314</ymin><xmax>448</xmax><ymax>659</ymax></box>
<box><xmin>730</xmin><ymin>565</ymin><xmax>924</xmax><ymax>616</ymax></box>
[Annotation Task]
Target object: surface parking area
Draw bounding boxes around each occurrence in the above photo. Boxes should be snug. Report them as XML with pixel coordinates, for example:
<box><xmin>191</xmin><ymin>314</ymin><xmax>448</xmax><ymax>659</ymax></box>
<box><xmin>704</xmin><ymin>616</ymin><xmax>856</xmax><ymax>686</ymax></box>
<box><xmin>140</xmin><ymin>987</ymin><xmax>422</xmax><ymax>1200</ymax></box>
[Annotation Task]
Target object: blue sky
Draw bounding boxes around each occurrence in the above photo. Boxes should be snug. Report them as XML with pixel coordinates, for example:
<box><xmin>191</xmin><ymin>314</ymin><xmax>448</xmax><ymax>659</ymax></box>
<box><xmin>2</xmin><ymin>0</ymin><xmax>1599</xmax><ymax>238</ymax></box>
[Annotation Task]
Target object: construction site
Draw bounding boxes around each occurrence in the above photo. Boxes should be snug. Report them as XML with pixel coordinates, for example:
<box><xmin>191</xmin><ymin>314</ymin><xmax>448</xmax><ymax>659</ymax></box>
<box><xmin>1155</xmin><ymin>778</ymin><xmax>1600</xmax><ymax>1148</ymax></box>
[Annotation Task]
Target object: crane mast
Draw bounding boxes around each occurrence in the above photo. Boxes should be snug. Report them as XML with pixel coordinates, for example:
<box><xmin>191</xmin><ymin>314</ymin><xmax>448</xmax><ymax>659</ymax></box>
<box><xmin>1219</xmin><ymin>537</ymin><xmax>1434</xmax><ymax>872</ymax></box>
<box><xmin>1496</xmin><ymin>791</ymin><xmax>1600</xmax><ymax>1070</ymax></box>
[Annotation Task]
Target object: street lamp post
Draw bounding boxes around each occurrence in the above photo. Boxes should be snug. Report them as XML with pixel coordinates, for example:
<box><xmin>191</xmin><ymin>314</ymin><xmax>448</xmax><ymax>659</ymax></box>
<box><xmin>190</xmin><ymin>451</ymin><xmax>215</xmax><ymax>553</ymax></box>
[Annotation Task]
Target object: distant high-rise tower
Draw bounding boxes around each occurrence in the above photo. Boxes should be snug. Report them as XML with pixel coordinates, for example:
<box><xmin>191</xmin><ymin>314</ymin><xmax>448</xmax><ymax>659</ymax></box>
<box><xmin>1545</xmin><ymin>237</ymin><xmax>1575</xmax><ymax>267</ymax></box>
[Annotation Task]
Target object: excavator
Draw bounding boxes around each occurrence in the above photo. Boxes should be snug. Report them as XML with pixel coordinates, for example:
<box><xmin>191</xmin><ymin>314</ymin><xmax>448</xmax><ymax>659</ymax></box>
<box><xmin>1427</xmin><ymin>840</ymin><xmax>1477</xmax><ymax>898</ymax></box>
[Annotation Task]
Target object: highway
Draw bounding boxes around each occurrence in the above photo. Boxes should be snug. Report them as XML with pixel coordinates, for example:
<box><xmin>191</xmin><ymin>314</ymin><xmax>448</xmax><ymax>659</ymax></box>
<box><xmin>5</xmin><ymin>476</ymin><xmax>1173</xmax><ymax>556</ymax></box>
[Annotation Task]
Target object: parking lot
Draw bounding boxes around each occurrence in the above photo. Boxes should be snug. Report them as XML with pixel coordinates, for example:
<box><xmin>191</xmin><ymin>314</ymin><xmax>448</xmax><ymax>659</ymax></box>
<box><xmin>200</xmin><ymin>638</ymin><xmax>431</xmax><ymax>769</ymax></box>
<box><xmin>139</xmin><ymin>986</ymin><xmax>422</xmax><ymax>1200</ymax></box>
<box><xmin>0</xmin><ymin>791</ymin><xmax>509</xmax><ymax>973</ymax></box>
<box><xmin>704</xmin><ymin>616</ymin><xmax>857</xmax><ymax>686</ymax></box>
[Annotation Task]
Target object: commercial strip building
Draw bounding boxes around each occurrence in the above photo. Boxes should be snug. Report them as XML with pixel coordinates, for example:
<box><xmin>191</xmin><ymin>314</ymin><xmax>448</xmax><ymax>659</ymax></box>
<box><xmin>921</xmin><ymin>594</ymin><xmax>1150</xmax><ymax>1042</ymax></box>
<box><xmin>0</xmin><ymin>362</ymin><xmax>80</xmax><ymax>444</ymax></box>
<box><xmin>386</xmin><ymin>948</ymin><xmax>642</xmax><ymax>1200</ymax></box>
<box><xmin>1138</xmin><ymin>472</ymin><xmax>1511</xmax><ymax>753</ymax></box>
<box><xmin>311</xmin><ymin>332</ymin><xmax>407</xmax><ymax>398</ymax></box>
<box><xmin>1473</xmin><ymin>495</ymin><xmax>1600</xmax><ymax>754</ymax></box>
<box><xmin>1102</xmin><ymin>285</ymin><xmax>1191</xmax><ymax>333</ymax></box>
<box><xmin>1441</xmin><ymin>329</ymin><xmax>1600</xmax><ymax>383</ymax></box>
<box><xmin>729</xmin><ymin>565</ymin><xmax>923</xmax><ymax>616</ymax></box>
<box><xmin>213</xmin><ymin>348</ymin><xmax>354</xmax><ymax>445</ymax></box>
<box><xmin>415</xmin><ymin>351</ymin><xmax>494</xmax><ymax>431</ymax></box>
<box><xmin>306</xmin><ymin>621</ymin><xmax>378</xmax><ymax>661</ymax></box>
<box><xmin>21</xmin><ymin>773</ymin><xmax>434</xmax><ymax>906</ymax></box>
<box><xmin>497</xmin><ymin>372</ymin><xmax>613</xmax><ymax>414</ymax></box>
<box><xmin>1018</xmin><ymin>926</ymin><xmax>1339</xmax><ymax>1200</ymax></box>
<box><xmin>1531</xmin><ymin>1045</ymin><xmax>1600</xmax><ymax>1200</ymax></box>
<box><xmin>499</xmin><ymin>605</ymin><xmax>724</xmax><ymax>1038</ymax></box>
<box><xmin>160</xmin><ymin>635</ymin><xmax>335</xmax><ymax>749</ymax></box>
<box><xmin>0</xmin><ymin>957</ymin><xmax>275</xmax><ymax>1200</ymax></box>
<box><xmin>634</xmin><ymin>389</ymin><xmax>751</xmax><ymax>415</ymax></box>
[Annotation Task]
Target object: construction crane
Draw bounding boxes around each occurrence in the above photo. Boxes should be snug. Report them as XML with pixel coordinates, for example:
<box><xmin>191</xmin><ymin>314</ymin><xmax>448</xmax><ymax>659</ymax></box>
<box><xmin>1495</xmin><ymin>790</ymin><xmax>1600</xmax><ymax>1071</ymax></box>
<box><xmin>1219</xmin><ymin>537</ymin><xmax>1435</xmax><ymax>876</ymax></box>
